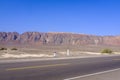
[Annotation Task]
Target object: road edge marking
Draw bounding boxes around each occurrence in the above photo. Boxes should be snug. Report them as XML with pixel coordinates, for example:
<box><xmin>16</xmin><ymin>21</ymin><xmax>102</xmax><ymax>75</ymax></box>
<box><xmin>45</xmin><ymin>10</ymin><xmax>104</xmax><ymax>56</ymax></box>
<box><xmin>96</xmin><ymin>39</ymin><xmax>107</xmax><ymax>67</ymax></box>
<box><xmin>64</xmin><ymin>68</ymin><xmax>120</xmax><ymax>80</ymax></box>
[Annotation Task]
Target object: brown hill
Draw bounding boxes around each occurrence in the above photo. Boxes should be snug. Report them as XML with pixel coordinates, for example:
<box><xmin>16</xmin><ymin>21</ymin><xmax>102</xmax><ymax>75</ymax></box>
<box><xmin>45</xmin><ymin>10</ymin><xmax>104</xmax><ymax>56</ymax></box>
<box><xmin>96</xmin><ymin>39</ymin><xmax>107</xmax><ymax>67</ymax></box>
<box><xmin>0</xmin><ymin>32</ymin><xmax>120</xmax><ymax>46</ymax></box>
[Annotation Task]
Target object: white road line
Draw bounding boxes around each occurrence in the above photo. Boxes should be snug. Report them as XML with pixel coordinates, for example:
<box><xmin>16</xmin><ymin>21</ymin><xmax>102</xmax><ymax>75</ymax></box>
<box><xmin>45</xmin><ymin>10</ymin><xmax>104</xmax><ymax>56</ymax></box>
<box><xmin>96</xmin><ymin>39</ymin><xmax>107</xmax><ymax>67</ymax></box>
<box><xmin>64</xmin><ymin>68</ymin><xmax>120</xmax><ymax>80</ymax></box>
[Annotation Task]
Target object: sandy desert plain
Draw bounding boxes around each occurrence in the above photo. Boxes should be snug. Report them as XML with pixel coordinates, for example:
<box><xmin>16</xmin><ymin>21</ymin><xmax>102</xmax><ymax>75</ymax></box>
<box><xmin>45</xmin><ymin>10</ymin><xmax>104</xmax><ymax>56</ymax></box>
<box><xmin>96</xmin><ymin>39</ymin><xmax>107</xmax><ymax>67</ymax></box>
<box><xmin>0</xmin><ymin>45</ymin><xmax>120</xmax><ymax>59</ymax></box>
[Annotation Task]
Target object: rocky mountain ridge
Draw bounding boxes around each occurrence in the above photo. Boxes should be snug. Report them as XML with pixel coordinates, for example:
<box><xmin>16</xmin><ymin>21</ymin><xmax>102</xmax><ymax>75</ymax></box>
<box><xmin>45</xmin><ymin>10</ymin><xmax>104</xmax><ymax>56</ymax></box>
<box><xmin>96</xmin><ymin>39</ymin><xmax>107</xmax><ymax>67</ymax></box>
<box><xmin>0</xmin><ymin>32</ymin><xmax>120</xmax><ymax>46</ymax></box>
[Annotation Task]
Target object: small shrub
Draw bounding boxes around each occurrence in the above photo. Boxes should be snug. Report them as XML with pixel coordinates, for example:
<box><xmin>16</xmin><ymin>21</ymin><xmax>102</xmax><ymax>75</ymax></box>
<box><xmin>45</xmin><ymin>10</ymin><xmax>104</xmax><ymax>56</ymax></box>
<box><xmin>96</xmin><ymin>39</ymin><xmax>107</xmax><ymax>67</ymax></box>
<box><xmin>0</xmin><ymin>47</ymin><xmax>7</xmax><ymax>50</ymax></box>
<box><xmin>11</xmin><ymin>48</ymin><xmax>18</xmax><ymax>50</ymax></box>
<box><xmin>101</xmin><ymin>48</ymin><xmax>113</xmax><ymax>54</ymax></box>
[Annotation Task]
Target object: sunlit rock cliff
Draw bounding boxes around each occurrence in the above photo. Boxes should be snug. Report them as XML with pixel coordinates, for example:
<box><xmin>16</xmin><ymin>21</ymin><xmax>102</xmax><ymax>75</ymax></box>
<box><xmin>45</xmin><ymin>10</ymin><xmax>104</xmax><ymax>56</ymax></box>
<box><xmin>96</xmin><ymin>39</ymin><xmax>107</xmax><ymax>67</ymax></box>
<box><xmin>0</xmin><ymin>32</ymin><xmax>120</xmax><ymax>46</ymax></box>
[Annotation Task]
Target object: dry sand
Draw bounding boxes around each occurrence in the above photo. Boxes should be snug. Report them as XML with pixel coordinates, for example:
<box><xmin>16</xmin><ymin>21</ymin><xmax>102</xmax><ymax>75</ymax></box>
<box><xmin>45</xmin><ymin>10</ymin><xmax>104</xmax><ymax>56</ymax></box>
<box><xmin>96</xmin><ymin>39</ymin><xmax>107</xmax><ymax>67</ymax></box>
<box><xmin>0</xmin><ymin>47</ymin><xmax>119</xmax><ymax>59</ymax></box>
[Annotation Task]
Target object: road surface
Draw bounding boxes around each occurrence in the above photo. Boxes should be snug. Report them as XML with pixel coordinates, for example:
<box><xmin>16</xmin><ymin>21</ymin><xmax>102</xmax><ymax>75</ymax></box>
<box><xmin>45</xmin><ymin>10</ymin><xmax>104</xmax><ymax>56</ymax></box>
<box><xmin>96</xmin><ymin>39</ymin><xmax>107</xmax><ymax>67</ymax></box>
<box><xmin>0</xmin><ymin>55</ymin><xmax>120</xmax><ymax>80</ymax></box>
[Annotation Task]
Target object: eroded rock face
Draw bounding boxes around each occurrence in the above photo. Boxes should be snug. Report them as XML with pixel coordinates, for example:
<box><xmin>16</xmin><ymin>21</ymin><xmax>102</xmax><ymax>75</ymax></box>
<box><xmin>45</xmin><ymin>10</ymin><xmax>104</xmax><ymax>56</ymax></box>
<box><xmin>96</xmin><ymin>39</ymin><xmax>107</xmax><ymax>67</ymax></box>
<box><xmin>0</xmin><ymin>32</ymin><xmax>120</xmax><ymax>46</ymax></box>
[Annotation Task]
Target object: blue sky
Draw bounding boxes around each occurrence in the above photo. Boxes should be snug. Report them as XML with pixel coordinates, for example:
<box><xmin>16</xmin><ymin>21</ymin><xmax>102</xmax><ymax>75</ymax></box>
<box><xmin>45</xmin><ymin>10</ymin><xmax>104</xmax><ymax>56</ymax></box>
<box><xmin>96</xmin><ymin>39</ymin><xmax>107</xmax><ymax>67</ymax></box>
<box><xmin>0</xmin><ymin>0</ymin><xmax>120</xmax><ymax>35</ymax></box>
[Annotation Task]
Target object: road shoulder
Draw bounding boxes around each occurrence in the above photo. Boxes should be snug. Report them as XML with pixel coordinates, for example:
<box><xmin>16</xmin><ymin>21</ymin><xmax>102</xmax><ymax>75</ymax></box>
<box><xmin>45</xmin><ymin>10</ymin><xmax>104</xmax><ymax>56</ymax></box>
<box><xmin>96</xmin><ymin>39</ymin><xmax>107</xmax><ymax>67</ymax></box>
<box><xmin>65</xmin><ymin>68</ymin><xmax>120</xmax><ymax>80</ymax></box>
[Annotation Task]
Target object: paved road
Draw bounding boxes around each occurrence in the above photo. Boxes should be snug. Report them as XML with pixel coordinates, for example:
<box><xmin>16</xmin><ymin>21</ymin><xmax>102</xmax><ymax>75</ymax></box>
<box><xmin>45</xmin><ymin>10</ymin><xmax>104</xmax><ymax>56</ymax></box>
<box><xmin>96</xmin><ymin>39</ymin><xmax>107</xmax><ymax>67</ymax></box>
<box><xmin>72</xmin><ymin>68</ymin><xmax>120</xmax><ymax>80</ymax></box>
<box><xmin>0</xmin><ymin>56</ymin><xmax>120</xmax><ymax>80</ymax></box>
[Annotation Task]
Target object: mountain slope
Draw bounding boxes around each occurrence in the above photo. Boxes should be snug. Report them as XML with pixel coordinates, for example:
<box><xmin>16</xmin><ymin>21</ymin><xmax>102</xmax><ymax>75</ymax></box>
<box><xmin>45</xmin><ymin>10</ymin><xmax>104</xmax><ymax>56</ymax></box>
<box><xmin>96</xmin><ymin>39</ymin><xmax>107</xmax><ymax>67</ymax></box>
<box><xmin>0</xmin><ymin>32</ymin><xmax>120</xmax><ymax>46</ymax></box>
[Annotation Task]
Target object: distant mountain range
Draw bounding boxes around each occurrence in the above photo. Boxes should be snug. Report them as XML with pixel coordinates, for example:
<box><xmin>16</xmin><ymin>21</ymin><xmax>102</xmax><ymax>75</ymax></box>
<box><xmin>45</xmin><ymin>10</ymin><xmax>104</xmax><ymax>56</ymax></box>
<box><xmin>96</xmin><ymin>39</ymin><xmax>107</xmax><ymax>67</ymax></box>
<box><xmin>0</xmin><ymin>32</ymin><xmax>120</xmax><ymax>46</ymax></box>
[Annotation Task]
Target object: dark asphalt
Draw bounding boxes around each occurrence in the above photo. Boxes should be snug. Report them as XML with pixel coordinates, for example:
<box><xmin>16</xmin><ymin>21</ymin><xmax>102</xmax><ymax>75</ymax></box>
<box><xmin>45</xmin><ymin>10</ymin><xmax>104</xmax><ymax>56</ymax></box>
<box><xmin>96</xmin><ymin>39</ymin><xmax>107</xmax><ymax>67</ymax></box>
<box><xmin>0</xmin><ymin>56</ymin><xmax>120</xmax><ymax>80</ymax></box>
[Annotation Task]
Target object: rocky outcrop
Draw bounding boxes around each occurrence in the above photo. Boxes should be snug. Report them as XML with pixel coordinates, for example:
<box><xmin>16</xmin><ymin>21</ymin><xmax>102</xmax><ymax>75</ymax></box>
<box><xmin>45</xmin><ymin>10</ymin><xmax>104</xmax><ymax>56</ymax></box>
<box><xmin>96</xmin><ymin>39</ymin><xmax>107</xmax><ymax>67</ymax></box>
<box><xmin>0</xmin><ymin>32</ymin><xmax>120</xmax><ymax>46</ymax></box>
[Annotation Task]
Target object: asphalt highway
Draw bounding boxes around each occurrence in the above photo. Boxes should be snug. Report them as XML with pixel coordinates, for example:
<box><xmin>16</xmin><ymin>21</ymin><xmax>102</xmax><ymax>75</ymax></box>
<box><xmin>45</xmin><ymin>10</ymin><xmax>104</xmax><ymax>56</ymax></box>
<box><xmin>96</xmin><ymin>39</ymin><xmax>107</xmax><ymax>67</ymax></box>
<box><xmin>0</xmin><ymin>56</ymin><xmax>120</xmax><ymax>80</ymax></box>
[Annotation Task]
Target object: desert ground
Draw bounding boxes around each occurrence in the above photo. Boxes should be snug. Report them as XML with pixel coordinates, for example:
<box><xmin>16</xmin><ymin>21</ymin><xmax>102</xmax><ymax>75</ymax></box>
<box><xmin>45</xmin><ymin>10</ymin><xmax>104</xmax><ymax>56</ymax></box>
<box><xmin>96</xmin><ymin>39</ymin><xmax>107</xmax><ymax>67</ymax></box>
<box><xmin>0</xmin><ymin>45</ymin><xmax>120</xmax><ymax>59</ymax></box>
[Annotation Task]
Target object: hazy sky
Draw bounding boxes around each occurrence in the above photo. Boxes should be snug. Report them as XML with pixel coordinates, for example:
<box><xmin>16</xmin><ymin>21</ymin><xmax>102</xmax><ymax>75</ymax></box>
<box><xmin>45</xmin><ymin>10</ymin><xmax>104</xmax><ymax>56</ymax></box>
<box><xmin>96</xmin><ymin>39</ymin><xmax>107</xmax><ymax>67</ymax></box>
<box><xmin>0</xmin><ymin>0</ymin><xmax>120</xmax><ymax>35</ymax></box>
